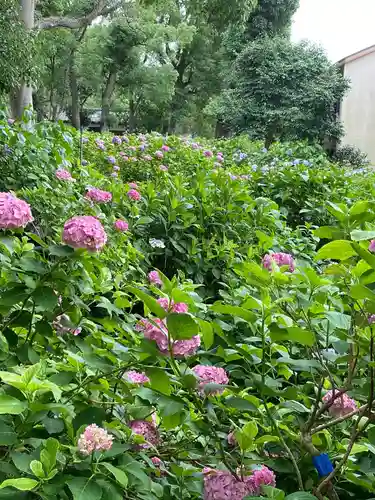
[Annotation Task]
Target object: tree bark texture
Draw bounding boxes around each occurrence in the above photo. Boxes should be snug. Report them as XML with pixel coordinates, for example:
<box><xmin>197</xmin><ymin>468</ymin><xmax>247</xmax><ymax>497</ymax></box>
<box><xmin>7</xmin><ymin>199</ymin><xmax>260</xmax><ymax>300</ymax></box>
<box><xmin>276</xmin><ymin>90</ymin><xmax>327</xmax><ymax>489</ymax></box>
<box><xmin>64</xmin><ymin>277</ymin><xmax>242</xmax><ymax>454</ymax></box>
<box><xmin>100</xmin><ymin>70</ymin><xmax>117</xmax><ymax>132</ymax></box>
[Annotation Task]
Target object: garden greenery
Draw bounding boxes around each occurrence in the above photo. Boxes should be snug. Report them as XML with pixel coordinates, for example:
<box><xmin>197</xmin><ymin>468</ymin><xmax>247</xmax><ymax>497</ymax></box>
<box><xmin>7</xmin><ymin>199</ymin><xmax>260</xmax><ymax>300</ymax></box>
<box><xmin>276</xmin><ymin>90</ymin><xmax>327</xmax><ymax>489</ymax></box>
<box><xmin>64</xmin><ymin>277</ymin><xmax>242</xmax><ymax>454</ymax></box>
<box><xmin>0</xmin><ymin>116</ymin><xmax>374</xmax><ymax>500</ymax></box>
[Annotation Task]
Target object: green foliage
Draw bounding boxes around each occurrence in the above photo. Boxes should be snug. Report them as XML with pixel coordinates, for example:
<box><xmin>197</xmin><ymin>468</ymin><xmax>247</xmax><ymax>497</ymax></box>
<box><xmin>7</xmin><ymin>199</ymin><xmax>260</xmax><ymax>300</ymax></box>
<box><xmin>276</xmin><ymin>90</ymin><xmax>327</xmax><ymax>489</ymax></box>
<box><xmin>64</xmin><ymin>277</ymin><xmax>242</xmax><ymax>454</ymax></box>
<box><xmin>1</xmin><ymin>116</ymin><xmax>375</xmax><ymax>498</ymax></box>
<box><xmin>212</xmin><ymin>36</ymin><xmax>349</xmax><ymax>145</ymax></box>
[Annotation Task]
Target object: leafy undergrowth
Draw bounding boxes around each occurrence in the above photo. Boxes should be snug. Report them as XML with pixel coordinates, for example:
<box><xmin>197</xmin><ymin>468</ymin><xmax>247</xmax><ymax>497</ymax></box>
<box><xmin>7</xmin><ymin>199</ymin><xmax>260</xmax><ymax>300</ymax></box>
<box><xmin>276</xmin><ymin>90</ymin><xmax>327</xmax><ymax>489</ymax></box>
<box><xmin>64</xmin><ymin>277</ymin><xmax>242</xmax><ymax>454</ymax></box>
<box><xmin>0</xmin><ymin>118</ymin><xmax>374</xmax><ymax>499</ymax></box>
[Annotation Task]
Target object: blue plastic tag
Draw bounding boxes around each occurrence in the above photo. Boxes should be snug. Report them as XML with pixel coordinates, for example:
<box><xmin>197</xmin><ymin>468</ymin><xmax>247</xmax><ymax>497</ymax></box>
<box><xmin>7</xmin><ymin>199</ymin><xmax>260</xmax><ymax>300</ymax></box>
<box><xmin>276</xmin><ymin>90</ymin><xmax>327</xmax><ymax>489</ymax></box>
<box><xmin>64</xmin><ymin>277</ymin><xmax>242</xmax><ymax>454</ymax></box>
<box><xmin>313</xmin><ymin>454</ymin><xmax>334</xmax><ymax>477</ymax></box>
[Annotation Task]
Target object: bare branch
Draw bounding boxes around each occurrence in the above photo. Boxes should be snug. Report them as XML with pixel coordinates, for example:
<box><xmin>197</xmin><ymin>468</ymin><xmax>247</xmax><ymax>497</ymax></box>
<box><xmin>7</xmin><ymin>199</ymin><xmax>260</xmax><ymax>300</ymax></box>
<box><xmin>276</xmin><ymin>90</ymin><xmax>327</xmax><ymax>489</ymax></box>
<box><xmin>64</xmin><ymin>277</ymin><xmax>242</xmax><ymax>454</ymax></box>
<box><xmin>38</xmin><ymin>0</ymin><xmax>120</xmax><ymax>30</ymax></box>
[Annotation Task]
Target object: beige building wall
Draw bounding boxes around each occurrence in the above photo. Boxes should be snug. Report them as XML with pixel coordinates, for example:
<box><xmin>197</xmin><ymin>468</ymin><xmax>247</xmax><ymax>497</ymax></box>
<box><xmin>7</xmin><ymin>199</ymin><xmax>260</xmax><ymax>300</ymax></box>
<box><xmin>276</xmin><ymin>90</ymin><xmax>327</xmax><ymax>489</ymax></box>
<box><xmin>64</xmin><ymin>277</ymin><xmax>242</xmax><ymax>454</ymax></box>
<box><xmin>341</xmin><ymin>49</ymin><xmax>375</xmax><ymax>163</ymax></box>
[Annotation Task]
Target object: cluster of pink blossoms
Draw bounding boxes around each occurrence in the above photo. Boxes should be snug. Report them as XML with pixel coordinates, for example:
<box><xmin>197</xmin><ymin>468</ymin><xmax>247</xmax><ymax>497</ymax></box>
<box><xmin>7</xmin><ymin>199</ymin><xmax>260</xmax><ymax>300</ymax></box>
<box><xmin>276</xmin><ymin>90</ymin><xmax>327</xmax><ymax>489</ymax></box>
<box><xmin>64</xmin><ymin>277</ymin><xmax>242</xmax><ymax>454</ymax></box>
<box><xmin>55</xmin><ymin>169</ymin><xmax>75</xmax><ymax>182</ymax></box>
<box><xmin>148</xmin><ymin>270</ymin><xmax>162</xmax><ymax>285</ymax></box>
<box><xmin>161</xmin><ymin>145</ymin><xmax>170</xmax><ymax>152</ymax></box>
<box><xmin>123</xmin><ymin>370</ymin><xmax>149</xmax><ymax>384</ymax></box>
<box><xmin>157</xmin><ymin>297</ymin><xmax>188</xmax><ymax>313</ymax></box>
<box><xmin>262</xmin><ymin>252</ymin><xmax>295</xmax><ymax>272</ymax></box>
<box><xmin>77</xmin><ymin>424</ymin><xmax>113</xmax><ymax>455</ymax></box>
<box><xmin>0</xmin><ymin>193</ymin><xmax>33</xmax><ymax>229</ymax></box>
<box><xmin>192</xmin><ymin>365</ymin><xmax>229</xmax><ymax>395</ymax></box>
<box><xmin>203</xmin><ymin>465</ymin><xmax>276</xmax><ymax>500</ymax></box>
<box><xmin>129</xmin><ymin>420</ymin><xmax>160</xmax><ymax>448</ymax></box>
<box><xmin>159</xmin><ymin>165</ymin><xmax>168</xmax><ymax>172</ymax></box>
<box><xmin>369</xmin><ymin>240</ymin><xmax>375</xmax><ymax>252</ymax></box>
<box><xmin>322</xmin><ymin>390</ymin><xmax>357</xmax><ymax>417</ymax></box>
<box><xmin>155</xmin><ymin>151</ymin><xmax>164</xmax><ymax>159</ymax></box>
<box><xmin>114</xmin><ymin>219</ymin><xmax>129</xmax><ymax>232</ymax></box>
<box><xmin>138</xmin><ymin>316</ymin><xmax>201</xmax><ymax>357</ymax></box>
<box><xmin>204</xmin><ymin>150</ymin><xmax>213</xmax><ymax>158</ymax></box>
<box><xmin>127</xmin><ymin>189</ymin><xmax>141</xmax><ymax>201</ymax></box>
<box><xmin>85</xmin><ymin>188</ymin><xmax>112</xmax><ymax>204</ymax></box>
<box><xmin>63</xmin><ymin>216</ymin><xmax>107</xmax><ymax>251</ymax></box>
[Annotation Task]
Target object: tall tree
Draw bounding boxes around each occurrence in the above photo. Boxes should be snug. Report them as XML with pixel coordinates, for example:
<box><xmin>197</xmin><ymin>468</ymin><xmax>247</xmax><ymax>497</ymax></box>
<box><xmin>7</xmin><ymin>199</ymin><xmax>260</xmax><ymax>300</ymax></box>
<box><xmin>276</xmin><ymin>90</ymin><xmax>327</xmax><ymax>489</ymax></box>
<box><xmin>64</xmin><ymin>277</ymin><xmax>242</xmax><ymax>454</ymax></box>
<box><xmin>9</xmin><ymin>0</ymin><xmax>123</xmax><ymax>118</ymax></box>
<box><xmin>244</xmin><ymin>0</ymin><xmax>299</xmax><ymax>40</ymax></box>
<box><xmin>210</xmin><ymin>36</ymin><xmax>349</xmax><ymax>146</ymax></box>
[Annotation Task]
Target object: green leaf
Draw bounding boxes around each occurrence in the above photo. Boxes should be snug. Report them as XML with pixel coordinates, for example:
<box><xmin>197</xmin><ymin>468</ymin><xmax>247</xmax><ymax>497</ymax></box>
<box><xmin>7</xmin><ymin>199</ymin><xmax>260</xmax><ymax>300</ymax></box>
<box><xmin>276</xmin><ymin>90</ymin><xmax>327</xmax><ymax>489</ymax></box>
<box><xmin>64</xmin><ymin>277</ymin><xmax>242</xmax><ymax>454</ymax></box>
<box><xmin>211</xmin><ymin>303</ymin><xmax>255</xmax><ymax>322</ymax></box>
<box><xmin>127</xmin><ymin>287</ymin><xmax>167</xmax><ymax>318</ymax></box>
<box><xmin>166</xmin><ymin>313</ymin><xmax>199</xmax><ymax>340</ymax></box>
<box><xmin>11</xmin><ymin>452</ymin><xmax>32</xmax><ymax>474</ymax></box>
<box><xmin>225</xmin><ymin>396</ymin><xmax>258</xmax><ymax>411</ymax></box>
<box><xmin>0</xmin><ymin>422</ymin><xmax>16</xmax><ymax>445</ymax></box>
<box><xmin>67</xmin><ymin>477</ymin><xmax>102</xmax><ymax>500</ymax></box>
<box><xmin>147</xmin><ymin>367</ymin><xmax>171</xmax><ymax>395</ymax></box>
<box><xmin>0</xmin><ymin>478</ymin><xmax>38</xmax><ymax>491</ymax></box>
<box><xmin>96</xmin><ymin>479</ymin><xmax>123</xmax><ymax>500</ymax></box>
<box><xmin>101</xmin><ymin>463</ymin><xmax>128</xmax><ymax>488</ymax></box>
<box><xmin>40</xmin><ymin>438</ymin><xmax>59</xmax><ymax>473</ymax></box>
<box><xmin>48</xmin><ymin>244</ymin><xmax>75</xmax><ymax>256</ymax></box>
<box><xmin>0</xmin><ymin>395</ymin><xmax>27</xmax><ymax>414</ymax></box>
<box><xmin>313</xmin><ymin>226</ymin><xmax>345</xmax><ymax>240</ymax></box>
<box><xmin>350</xmin><ymin>284</ymin><xmax>375</xmax><ymax>301</ymax></box>
<box><xmin>352</xmin><ymin>242</ymin><xmax>375</xmax><ymax>269</ymax></box>
<box><xmin>32</xmin><ymin>287</ymin><xmax>58</xmax><ymax>311</ymax></box>
<box><xmin>351</xmin><ymin>230</ymin><xmax>375</xmax><ymax>241</ymax></box>
<box><xmin>243</xmin><ymin>420</ymin><xmax>258</xmax><ymax>439</ymax></box>
<box><xmin>269</xmin><ymin>325</ymin><xmax>315</xmax><ymax>347</ymax></box>
<box><xmin>198</xmin><ymin>319</ymin><xmax>213</xmax><ymax>349</ymax></box>
<box><xmin>30</xmin><ymin>460</ymin><xmax>45</xmax><ymax>479</ymax></box>
<box><xmin>315</xmin><ymin>240</ymin><xmax>356</xmax><ymax>261</ymax></box>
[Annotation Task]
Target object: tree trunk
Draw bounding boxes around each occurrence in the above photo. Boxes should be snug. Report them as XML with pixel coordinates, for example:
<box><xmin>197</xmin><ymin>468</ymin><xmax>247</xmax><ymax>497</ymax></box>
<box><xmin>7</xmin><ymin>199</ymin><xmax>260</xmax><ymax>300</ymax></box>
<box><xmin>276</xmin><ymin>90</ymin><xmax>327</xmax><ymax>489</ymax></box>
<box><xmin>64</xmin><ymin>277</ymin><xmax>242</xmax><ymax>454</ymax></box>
<box><xmin>10</xmin><ymin>0</ymin><xmax>35</xmax><ymax>118</ymax></box>
<box><xmin>69</xmin><ymin>59</ymin><xmax>80</xmax><ymax>129</ymax></box>
<box><xmin>129</xmin><ymin>91</ymin><xmax>136</xmax><ymax>132</ymax></box>
<box><xmin>100</xmin><ymin>70</ymin><xmax>117</xmax><ymax>132</ymax></box>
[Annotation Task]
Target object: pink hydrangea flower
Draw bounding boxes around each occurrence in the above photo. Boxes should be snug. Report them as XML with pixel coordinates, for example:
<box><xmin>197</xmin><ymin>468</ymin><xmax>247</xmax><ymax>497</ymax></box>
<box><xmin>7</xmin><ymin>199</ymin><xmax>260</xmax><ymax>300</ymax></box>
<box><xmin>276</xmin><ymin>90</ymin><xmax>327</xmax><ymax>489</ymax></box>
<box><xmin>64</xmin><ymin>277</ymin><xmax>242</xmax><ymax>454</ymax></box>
<box><xmin>262</xmin><ymin>253</ymin><xmax>295</xmax><ymax>272</ymax></box>
<box><xmin>161</xmin><ymin>145</ymin><xmax>170</xmax><ymax>152</ymax></box>
<box><xmin>322</xmin><ymin>390</ymin><xmax>357</xmax><ymax>417</ymax></box>
<box><xmin>249</xmin><ymin>466</ymin><xmax>276</xmax><ymax>495</ymax></box>
<box><xmin>148</xmin><ymin>270</ymin><xmax>162</xmax><ymax>285</ymax></box>
<box><xmin>204</xmin><ymin>150</ymin><xmax>213</xmax><ymax>157</ymax></box>
<box><xmin>151</xmin><ymin>456</ymin><xmax>163</xmax><ymax>467</ymax></box>
<box><xmin>159</xmin><ymin>165</ymin><xmax>168</xmax><ymax>172</ymax></box>
<box><xmin>217</xmin><ymin>155</ymin><xmax>224</xmax><ymax>162</ymax></box>
<box><xmin>85</xmin><ymin>188</ymin><xmax>112</xmax><ymax>204</ymax></box>
<box><xmin>157</xmin><ymin>298</ymin><xmax>188</xmax><ymax>313</ymax></box>
<box><xmin>129</xmin><ymin>420</ymin><xmax>159</xmax><ymax>448</ymax></box>
<box><xmin>7</xmin><ymin>118</ymin><xmax>15</xmax><ymax>126</ymax></box>
<box><xmin>193</xmin><ymin>365</ymin><xmax>229</xmax><ymax>394</ymax></box>
<box><xmin>0</xmin><ymin>193</ymin><xmax>33</xmax><ymax>229</ymax></box>
<box><xmin>144</xmin><ymin>155</ymin><xmax>153</xmax><ymax>161</ymax></box>
<box><xmin>55</xmin><ymin>169</ymin><xmax>75</xmax><ymax>181</ymax></box>
<box><xmin>62</xmin><ymin>216</ymin><xmax>107</xmax><ymax>251</ymax></box>
<box><xmin>191</xmin><ymin>143</ymin><xmax>199</xmax><ymax>149</ymax></box>
<box><xmin>369</xmin><ymin>240</ymin><xmax>375</xmax><ymax>252</ymax></box>
<box><xmin>114</xmin><ymin>219</ymin><xmax>129</xmax><ymax>232</ymax></box>
<box><xmin>77</xmin><ymin>424</ymin><xmax>113</xmax><ymax>455</ymax></box>
<box><xmin>203</xmin><ymin>468</ymin><xmax>253</xmax><ymax>500</ymax></box>
<box><xmin>127</xmin><ymin>189</ymin><xmax>141</xmax><ymax>201</ymax></box>
<box><xmin>155</xmin><ymin>151</ymin><xmax>164</xmax><ymax>159</ymax></box>
<box><xmin>369</xmin><ymin>314</ymin><xmax>375</xmax><ymax>324</ymax></box>
<box><xmin>140</xmin><ymin>317</ymin><xmax>200</xmax><ymax>357</ymax></box>
<box><xmin>129</xmin><ymin>182</ymin><xmax>139</xmax><ymax>189</ymax></box>
<box><xmin>123</xmin><ymin>370</ymin><xmax>149</xmax><ymax>384</ymax></box>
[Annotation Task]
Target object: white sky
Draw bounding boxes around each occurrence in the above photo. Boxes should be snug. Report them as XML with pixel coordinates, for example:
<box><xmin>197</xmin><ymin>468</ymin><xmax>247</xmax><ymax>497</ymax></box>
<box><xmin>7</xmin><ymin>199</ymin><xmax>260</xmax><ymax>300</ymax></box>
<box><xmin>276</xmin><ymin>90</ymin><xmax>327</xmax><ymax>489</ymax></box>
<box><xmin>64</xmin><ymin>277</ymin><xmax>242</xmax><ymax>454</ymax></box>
<box><xmin>292</xmin><ymin>0</ymin><xmax>375</xmax><ymax>62</ymax></box>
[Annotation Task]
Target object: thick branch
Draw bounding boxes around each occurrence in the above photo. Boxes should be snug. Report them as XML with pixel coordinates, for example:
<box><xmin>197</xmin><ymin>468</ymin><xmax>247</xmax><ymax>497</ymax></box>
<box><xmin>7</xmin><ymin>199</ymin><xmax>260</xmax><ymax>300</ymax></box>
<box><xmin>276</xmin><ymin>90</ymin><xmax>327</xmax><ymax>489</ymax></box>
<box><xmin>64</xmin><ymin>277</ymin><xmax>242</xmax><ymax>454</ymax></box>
<box><xmin>38</xmin><ymin>0</ymin><xmax>120</xmax><ymax>30</ymax></box>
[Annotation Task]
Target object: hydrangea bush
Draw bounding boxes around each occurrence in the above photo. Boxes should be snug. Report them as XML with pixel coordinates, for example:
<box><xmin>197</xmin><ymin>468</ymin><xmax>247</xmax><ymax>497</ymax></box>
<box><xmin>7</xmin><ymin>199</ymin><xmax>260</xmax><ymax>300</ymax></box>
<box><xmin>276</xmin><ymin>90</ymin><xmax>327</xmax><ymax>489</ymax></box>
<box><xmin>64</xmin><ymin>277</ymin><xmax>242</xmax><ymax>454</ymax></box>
<box><xmin>0</xmin><ymin>118</ymin><xmax>375</xmax><ymax>499</ymax></box>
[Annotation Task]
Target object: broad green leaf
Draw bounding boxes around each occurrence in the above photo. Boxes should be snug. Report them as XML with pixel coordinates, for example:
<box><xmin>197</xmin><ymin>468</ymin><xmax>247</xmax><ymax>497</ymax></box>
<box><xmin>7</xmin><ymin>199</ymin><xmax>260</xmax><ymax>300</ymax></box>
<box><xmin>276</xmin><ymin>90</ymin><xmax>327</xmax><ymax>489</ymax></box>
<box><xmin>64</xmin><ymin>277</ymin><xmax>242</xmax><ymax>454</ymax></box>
<box><xmin>40</xmin><ymin>438</ymin><xmax>59</xmax><ymax>473</ymax></box>
<box><xmin>166</xmin><ymin>313</ymin><xmax>198</xmax><ymax>340</ymax></box>
<box><xmin>351</xmin><ymin>230</ymin><xmax>375</xmax><ymax>241</ymax></box>
<box><xmin>225</xmin><ymin>396</ymin><xmax>258</xmax><ymax>411</ymax></box>
<box><xmin>352</xmin><ymin>242</ymin><xmax>375</xmax><ymax>269</ymax></box>
<box><xmin>198</xmin><ymin>319</ymin><xmax>213</xmax><ymax>349</ymax></box>
<box><xmin>32</xmin><ymin>287</ymin><xmax>58</xmax><ymax>311</ymax></box>
<box><xmin>11</xmin><ymin>452</ymin><xmax>32</xmax><ymax>474</ymax></box>
<box><xmin>0</xmin><ymin>422</ymin><xmax>16</xmax><ymax>445</ymax></box>
<box><xmin>350</xmin><ymin>284</ymin><xmax>375</xmax><ymax>301</ymax></box>
<box><xmin>0</xmin><ymin>478</ymin><xmax>38</xmax><ymax>491</ymax></box>
<box><xmin>96</xmin><ymin>479</ymin><xmax>123</xmax><ymax>500</ymax></box>
<box><xmin>30</xmin><ymin>460</ymin><xmax>45</xmax><ymax>479</ymax></box>
<box><xmin>326</xmin><ymin>201</ymin><xmax>347</xmax><ymax>221</ymax></box>
<box><xmin>243</xmin><ymin>421</ymin><xmax>258</xmax><ymax>439</ymax></box>
<box><xmin>0</xmin><ymin>395</ymin><xmax>27</xmax><ymax>414</ymax></box>
<box><xmin>101</xmin><ymin>463</ymin><xmax>128</xmax><ymax>488</ymax></box>
<box><xmin>313</xmin><ymin>226</ymin><xmax>345</xmax><ymax>240</ymax></box>
<box><xmin>211</xmin><ymin>303</ymin><xmax>255</xmax><ymax>322</ymax></box>
<box><xmin>147</xmin><ymin>367</ymin><xmax>171</xmax><ymax>395</ymax></box>
<box><xmin>269</xmin><ymin>325</ymin><xmax>315</xmax><ymax>347</ymax></box>
<box><xmin>127</xmin><ymin>287</ymin><xmax>167</xmax><ymax>318</ymax></box>
<box><xmin>315</xmin><ymin>240</ymin><xmax>356</xmax><ymax>261</ymax></box>
<box><xmin>67</xmin><ymin>477</ymin><xmax>102</xmax><ymax>500</ymax></box>
<box><xmin>48</xmin><ymin>245</ymin><xmax>75</xmax><ymax>256</ymax></box>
